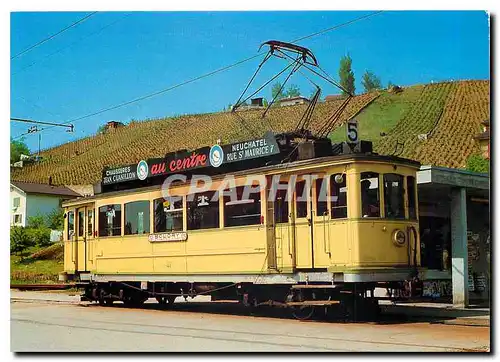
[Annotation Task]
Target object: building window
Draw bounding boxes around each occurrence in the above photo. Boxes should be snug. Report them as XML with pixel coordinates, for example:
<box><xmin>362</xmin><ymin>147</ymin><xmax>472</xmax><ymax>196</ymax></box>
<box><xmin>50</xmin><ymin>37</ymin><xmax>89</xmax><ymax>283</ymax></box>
<box><xmin>407</xmin><ymin>176</ymin><xmax>417</xmax><ymax>220</ymax></box>
<box><xmin>13</xmin><ymin>197</ymin><xmax>20</xmax><ymax>208</ymax></box>
<box><xmin>383</xmin><ymin>174</ymin><xmax>405</xmax><ymax>219</ymax></box>
<box><xmin>124</xmin><ymin>201</ymin><xmax>150</xmax><ymax>235</ymax></box>
<box><xmin>315</xmin><ymin>178</ymin><xmax>328</xmax><ymax>217</ymax></box>
<box><xmin>98</xmin><ymin>204</ymin><xmax>122</xmax><ymax>237</ymax></box>
<box><xmin>67</xmin><ymin>211</ymin><xmax>75</xmax><ymax>239</ymax></box>
<box><xmin>187</xmin><ymin>191</ymin><xmax>219</xmax><ymax>230</ymax></box>
<box><xmin>14</xmin><ymin>214</ymin><xmax>22</xmax><ymax>224</ymax></box>
<box><xmin>154</xmin><ymin>197</ymin><xmax>183</xmax><ymax>232</ymax></box>
<box><xmin>331</xmin><ymin>174</ymin><xmax>347</xmax><ymax>219</ymax></box>
<box><xmin>224</xmin><ymin>186</ymin><xmax>261</xmax><ymax>227</ymax></box>
<box><xmin>87</xmin><ymin>209</ymin><xmax>94</xmax><ymax>237</ymax></box>
<box><xmin>360</xmin><ymin>172</ymin><xmax>380</xmax><ymax>217</ymax></box>
<box><xmin>78</xmin><ymin>210</ymin><xmax>85</xmax><ymax>237</ymax></box>
<box><xmin>295</xmin><ymin>180</ymin><xmax>308</xmax><ymax>218</ymax></box>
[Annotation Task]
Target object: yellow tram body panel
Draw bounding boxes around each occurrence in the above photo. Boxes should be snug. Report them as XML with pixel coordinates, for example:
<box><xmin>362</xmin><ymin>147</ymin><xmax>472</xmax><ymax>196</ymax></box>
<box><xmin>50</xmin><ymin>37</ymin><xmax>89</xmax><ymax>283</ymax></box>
<box><xmin>62</xmin><ymin>155</ymin><xmax>420</xmax><ymax>281</ymax></box>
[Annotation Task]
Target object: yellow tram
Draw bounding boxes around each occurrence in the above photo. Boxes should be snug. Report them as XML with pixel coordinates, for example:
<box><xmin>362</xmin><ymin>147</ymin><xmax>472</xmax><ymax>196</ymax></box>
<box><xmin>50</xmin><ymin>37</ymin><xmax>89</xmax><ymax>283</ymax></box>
<box><xmin>62</xmin><ymin>133</ymin><xmax>422</xmax><ymax>319</ymax></box>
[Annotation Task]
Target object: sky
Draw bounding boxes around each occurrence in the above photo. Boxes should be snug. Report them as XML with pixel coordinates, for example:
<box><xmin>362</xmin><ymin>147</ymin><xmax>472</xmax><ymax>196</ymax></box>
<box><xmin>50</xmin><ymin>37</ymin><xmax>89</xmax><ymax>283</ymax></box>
<box><xmin>10</xmin><ymin>10</ymin><xmax>490</xmax><ymax>152</ymax></box>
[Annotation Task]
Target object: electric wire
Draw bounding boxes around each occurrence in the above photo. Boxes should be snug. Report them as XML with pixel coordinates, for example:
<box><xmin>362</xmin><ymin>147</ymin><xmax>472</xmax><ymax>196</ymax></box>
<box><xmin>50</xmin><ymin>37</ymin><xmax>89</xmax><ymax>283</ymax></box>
<box><xmin>11</xmin><ymin>12</ymin><xmax>98</xmax><ymax>60</ymax></box>
<box><xmin>13</xmin><ymin>11</ymin><xmax>383</xmax><ymax>139</ymax></box>
<box><xmin>12</xmin><ymin>12</ymin><xmax>131</xmax><ymax>76</ymax></box>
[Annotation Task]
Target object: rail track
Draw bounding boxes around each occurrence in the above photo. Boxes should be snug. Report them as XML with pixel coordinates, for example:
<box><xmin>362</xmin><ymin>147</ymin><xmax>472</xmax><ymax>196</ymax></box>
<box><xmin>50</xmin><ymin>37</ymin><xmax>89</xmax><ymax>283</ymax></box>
<box><xmin>10</xmin><ymin>283</ymin><xmax>77</xmax><ymax>291</ymax></box>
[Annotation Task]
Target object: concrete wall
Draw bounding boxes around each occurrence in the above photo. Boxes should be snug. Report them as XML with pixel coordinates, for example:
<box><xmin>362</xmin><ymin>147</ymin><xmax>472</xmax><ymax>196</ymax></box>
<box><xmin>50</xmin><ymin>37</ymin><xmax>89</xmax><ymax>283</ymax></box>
<box><xmin>10</xmin><ymin>187</ymin><xmax>26</xmax><ymax>226</ymax></box>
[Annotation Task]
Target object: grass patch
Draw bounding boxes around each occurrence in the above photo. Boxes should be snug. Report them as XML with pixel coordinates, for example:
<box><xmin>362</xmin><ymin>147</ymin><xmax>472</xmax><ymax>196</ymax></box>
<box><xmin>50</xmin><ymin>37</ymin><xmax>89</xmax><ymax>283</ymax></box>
<box><xmin>329</xmin><ymin>86</ymin><xmax>424</xmax><ymax>143</ymax></box>
<box><xmin>10</xmin><ymin>244</ymin><xmax>64</xmax><ymax>284</ymax></box>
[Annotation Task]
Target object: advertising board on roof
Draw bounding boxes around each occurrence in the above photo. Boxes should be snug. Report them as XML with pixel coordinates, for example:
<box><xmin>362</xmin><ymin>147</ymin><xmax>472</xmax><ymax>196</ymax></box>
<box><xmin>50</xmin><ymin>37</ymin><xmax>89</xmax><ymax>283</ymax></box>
<box><xmin>101</xmin><ymin>132</ymin><xmax>281</xmax><ymax>186</ymax></box>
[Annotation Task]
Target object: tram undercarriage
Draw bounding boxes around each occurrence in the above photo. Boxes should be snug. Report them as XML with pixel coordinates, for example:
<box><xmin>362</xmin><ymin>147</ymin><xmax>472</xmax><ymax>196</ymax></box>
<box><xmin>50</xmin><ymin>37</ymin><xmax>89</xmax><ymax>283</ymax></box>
<box><xmin>79</xmin><ymin>275</ymin><xmax>422</xmax><ymax>321</ymax></box>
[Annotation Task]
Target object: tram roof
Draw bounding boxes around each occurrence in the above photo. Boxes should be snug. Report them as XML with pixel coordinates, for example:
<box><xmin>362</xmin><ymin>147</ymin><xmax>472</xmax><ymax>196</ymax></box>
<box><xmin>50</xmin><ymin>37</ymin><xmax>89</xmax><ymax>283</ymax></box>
<box><xmin>62</xmin><ymin>152</ymin><xmax>420</xmax><ymax>207</ymax></box>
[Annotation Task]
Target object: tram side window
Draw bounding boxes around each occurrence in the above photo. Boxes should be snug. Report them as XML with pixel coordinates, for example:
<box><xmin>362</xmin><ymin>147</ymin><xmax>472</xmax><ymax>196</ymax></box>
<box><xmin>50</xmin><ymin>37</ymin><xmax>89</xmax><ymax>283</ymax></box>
<box><xmin>273</xmin><ymin>186</ymin><xmax>289</xmax><ymax>224</ymax></box>
<box><xmin>316</xmin><ymin>178</ymin><xmax>328</xmax><ymax>217</ymax></box>
<box><xmin>295</xmin><ymin>180</ymin><xmax>308</xmax><ymax>218</ymax></box>
<box><xmin>187</xmin><ymin>191</ymin><xmax>219</xmax><ymax>230</ymax></box>
<box><xmin>360</xmin><ymin>172</ymin><xmax>380</xmax><ymax>218</ymax></box>
<box><xmin>98</xmin><ymin>204</ymin><xmax>122</xmax><ymax>237</ymax></box>
<box><xmin>154</xmin><ymin>197</ymin><xmax>183</xmax><ymax>232</ymax></box>
<box><xmin>331</xmin><ymin>173</ymin><xmax>347</xmax><ymax>219</ymax></box>
<box><xmin>125</xmin><ymin>201</ymin><xmax>150</xmax><ymax>235</ymax></box>
<box><xmin>78</xmin><ymin>210</ymin><xmax>84</xmax><ymax>237</ymax></box>
<box><xmin>224</xmin><ymin>186</ymin><xmax>261</xmax><ymax>227</ymax></box>
<box><xmin>67</xmin><ymin>211</ymin><xmax>74</xmax><ymax>239</ymax></box>
<box><xmin>87</xmin><ymin>209</ymin><xmax>94</xmax><ymax>237</ymax></box>
<box><xmin>407</xmin><ymin>176</ymin><xmax>417</xmax><ymax>219</ymax></box>
<box><xmin>383</xmin><ymin>174</ymin><xmax>405</xmax><ymax>219</ymax></box>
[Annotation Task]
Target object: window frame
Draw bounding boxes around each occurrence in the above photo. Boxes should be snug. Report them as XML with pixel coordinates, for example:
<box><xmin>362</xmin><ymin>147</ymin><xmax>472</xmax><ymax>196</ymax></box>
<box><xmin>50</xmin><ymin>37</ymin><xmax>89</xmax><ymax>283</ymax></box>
<box><xmin>383</xmin><ymin>173</ymin><xmax>406</xmax><ymax>220</ymax></box>
<box><xmin>154</xmin><ymin>196</ymin><xmax>185</xmax><ymax>233</ymax></box>
<box><xmin>124</xmin><ymin>200</ymin><xmax>151</xmax><ymax>235</ymax></box>
<box><xmin>13</xmin><ymin>197</ymin><xmax>20</xmax><ymax>208</ymax></box>
<box><xmin>187</xmin><ymin>190</ymin><xmax>220</xmax><ymax>231</ymax></box>
<box><xmin>98</xmin><ymin>204</ymin><xmax>122</xmax><ymax>237</ymax></box>
<box><xmin>407</xmin><ymin>175</ymin><xmax>418</xmax><ymax>220</ymax></box>
<box><xmin>360</xmin><ymin>171</ymin><xmax>381</xmax><ymax>218</ymax></box>
<box><xmin>330</xmin><ymin>173</ymin><xmax>348</xmax><ymax>219</ymax></box>
<box><xmin>67</xmin><ymin>210</ymin><xmax>75</xmax><ymax>239</ymax></box>
<box><xmin>223</xmin><ymin>185</ymin><xmax>262</xmax><ymax>228</ymax></box>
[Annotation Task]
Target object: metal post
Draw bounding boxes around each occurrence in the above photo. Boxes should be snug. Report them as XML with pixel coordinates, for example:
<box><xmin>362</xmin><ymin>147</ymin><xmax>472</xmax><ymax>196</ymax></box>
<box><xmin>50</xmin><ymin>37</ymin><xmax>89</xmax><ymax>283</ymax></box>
<box><xmin>450</xmin><ymin>187</ymin><xmax>468</xmax><ymax>308</ymax></box>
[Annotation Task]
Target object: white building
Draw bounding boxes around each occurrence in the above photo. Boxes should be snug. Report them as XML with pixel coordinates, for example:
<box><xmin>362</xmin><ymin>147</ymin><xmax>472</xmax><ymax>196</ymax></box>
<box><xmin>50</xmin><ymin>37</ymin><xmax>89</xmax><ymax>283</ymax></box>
<box><xmin>279</xmin><ymin>96</ymin><xmax>310</xmax><ymax>107</ymax></box>
<box><xmin>10</xmin><ymin>181</ymin><xmax>81</xmax><ymax>227</ymax></box>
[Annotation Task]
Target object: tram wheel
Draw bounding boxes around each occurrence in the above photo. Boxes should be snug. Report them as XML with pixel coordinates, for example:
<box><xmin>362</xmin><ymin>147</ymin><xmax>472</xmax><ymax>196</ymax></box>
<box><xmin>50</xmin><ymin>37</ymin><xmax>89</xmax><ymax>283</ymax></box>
<box><xmin>156</xmin><ymin>296</ymin><xmax>176</xmax><ymax>306</ymax></box>
<box><xmin>291</xmin><ymin>305</ymin><xmax>315</xmax><ymax>321</ymax></box>
<box><xmin>104</xmin><ymin>299</ymin><xmax>114</xmax><ymax>306</ymax></box>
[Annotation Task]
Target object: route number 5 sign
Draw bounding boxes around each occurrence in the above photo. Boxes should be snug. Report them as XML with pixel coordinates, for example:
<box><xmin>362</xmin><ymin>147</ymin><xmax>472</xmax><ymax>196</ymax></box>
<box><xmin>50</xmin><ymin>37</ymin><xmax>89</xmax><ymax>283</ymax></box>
<box><xmin>346</xmin><ymin>119</ymin><xmax>359</xmax><ymax>144</ymax></box>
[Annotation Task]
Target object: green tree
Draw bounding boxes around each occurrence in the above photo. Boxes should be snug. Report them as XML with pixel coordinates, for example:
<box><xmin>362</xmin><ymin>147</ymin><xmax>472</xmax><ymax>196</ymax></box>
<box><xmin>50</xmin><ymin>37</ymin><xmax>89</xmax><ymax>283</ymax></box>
<box><xmin>466</xmin><ymin>154</ymin><xmax>489</xmax><ymax>173</ymax></box>
<box><xmin>271</xmin><ymin>82</ymin><xmax>285</xmax><ymax>101</ymax></box>
<box><xmin>10</xmin><ymin>226</ymin><xmax>35</xmax><ymax>255</ymax></box>
<box><xmin>387</xmin><ymin>80</ymin><xmax>395</xmax><ymax>89</ymax></box>
<box><xmin>285</xmin><ymin>84</ymin><xmax>301</xmax><ymax>97</ymax></box>
<box><xmin>10</xmin><ymin>139</ymin><xmax>30</xmax><ymax>164</ymax></box>
<box><xmin>262</xmin><ymin>98</ymin><xmax>269</xmax><ymax>107</ymax></box>
<box><xmin>97</xmin><ymin>124</ymin><xmax>107</xmax><ymax>134</ymax></box>
<box><xmin>47</xmin><ymin>208</ymin><xmax>64</xmax><ymax>230</ymax></box>
<box><xmin>338</xmin><ymin>54</ymin><xmax>355</xmax><ymax>96</ymax></box>
<box><xmin>362</xmin><ymin>70</ymin><xmax>382</xmax><ymax>92</ymax></box>
<box><xmin>27</xmin><ymin>215</ymin><xmax>46</xmax><ymax>229</ymax></box>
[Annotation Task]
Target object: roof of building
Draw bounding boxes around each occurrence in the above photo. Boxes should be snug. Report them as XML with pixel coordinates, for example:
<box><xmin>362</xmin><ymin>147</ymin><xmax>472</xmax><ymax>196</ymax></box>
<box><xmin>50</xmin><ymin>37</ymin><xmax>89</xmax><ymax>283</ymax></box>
<box><xmin>11</xmin><ymin>181</ymin><xmax>81</xmax><ymax>198</ymax></box>
<box><xmin>279</xmin><ymin>96</ymin><xmax>310</xmax><ymax>102</ymax></box>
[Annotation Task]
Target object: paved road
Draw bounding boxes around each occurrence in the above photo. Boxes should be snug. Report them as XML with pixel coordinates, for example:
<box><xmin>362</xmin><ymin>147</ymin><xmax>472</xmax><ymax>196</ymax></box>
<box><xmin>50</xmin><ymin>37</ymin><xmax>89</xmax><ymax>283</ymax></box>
<box><xmin>10</xmin><ymin>292</ymin><xmax>490</xmax><ymax>352</ymax></box>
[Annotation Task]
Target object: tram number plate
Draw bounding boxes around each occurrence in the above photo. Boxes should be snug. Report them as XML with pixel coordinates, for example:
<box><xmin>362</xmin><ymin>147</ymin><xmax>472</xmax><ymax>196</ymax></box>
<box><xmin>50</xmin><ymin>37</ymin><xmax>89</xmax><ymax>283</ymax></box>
<box><xmin>148</xmin><ymin>232</ymin><xmax>188</xmax><ymax>243</ymax></box>
<box><xmin>346</xmin><ymin>119</ymin><xmax>359</xmax><ymax>144</ymax></box>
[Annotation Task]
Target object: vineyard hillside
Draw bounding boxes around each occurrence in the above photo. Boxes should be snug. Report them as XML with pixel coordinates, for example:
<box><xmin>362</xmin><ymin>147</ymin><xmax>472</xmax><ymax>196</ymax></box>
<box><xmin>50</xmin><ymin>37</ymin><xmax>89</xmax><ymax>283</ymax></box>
<box><xmin>11</xmin><ymin>80</ymin><xmax>489</xmax><ymax>186</ymax></box>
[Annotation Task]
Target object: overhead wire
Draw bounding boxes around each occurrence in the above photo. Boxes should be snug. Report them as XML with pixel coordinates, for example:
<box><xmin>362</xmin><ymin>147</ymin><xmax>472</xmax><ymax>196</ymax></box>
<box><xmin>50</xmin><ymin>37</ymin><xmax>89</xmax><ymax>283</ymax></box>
<box><xmin>12</xmin><ymin>12</ymin><xmax>132</xmax><ymax>76</ymax></box>
<box><xmin>13</xmin><ymin>11</ymin><xmax>384</xmax><ymax>139</ymax></box>
<box><xmin>11</xmin><ymin>12</ymin><xmax>98</xmax><ymax>60</ymax></box>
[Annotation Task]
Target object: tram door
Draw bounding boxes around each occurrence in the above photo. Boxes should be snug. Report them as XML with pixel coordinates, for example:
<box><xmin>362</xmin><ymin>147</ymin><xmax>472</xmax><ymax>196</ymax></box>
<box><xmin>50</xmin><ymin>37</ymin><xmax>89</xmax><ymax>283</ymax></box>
<box><xmin>75</xmin><ymin>204</ymin><xmax>95</xmax><ymax>272</ymax></box>
<box><xmin>267</xmin><ymin>181</ymin><xmax>295</xmax><ymax>271</ymax></box>
<box><xmin>294</xmin><ymin>178</ymin><xmax>314</xmax><ymax>269</ymax></box>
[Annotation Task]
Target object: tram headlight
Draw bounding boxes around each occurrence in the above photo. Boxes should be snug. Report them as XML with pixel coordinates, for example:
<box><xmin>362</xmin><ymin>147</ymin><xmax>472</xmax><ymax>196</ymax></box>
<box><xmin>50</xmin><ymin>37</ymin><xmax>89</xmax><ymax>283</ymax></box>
<box><xmin>392</xmin><ymin>229</ymin><xmax>406</xmax><ymax>246</ymax></box>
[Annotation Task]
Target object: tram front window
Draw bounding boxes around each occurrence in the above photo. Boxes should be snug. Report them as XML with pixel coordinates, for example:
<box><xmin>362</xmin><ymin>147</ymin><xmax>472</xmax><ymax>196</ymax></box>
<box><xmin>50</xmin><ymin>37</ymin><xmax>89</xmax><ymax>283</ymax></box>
<box><xmin>383</xmin><ymin>174</ymin><xmax>405</xmax><ymax>219</ymax></box>
<box><xmin>360</xmin><ymin>172</ymin><xmax>380</xmax><ymax>218</ymax></box>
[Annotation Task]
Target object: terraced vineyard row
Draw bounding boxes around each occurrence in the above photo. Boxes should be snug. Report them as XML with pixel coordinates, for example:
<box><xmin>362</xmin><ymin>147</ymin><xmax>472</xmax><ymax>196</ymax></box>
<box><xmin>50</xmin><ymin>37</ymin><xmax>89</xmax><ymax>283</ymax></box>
<box><xmin>375</xmin><ymin>82</ymin><xmax>456</xmax><ymax>158</ymax></box>
<box><xmin>414</xmin><ymin>80</ymin><xmax>490</xmax><ymax>168</ymax></box>
<box><xmin>11</xmin><ymin>92</ymin><xmax>379</xmax><ymax>185</ymax></box>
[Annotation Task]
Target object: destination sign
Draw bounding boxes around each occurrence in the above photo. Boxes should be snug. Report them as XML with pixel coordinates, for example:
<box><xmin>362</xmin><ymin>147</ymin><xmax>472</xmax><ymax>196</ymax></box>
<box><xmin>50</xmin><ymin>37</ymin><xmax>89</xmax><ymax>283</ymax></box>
<box><xmin>222</xmin><ymin>131</ymin><xmax>280</xmax><ymax>164</ymax></box>
<box><xmin>148</xmin><ymin>232</ymin><xmax>188</xmax><ymax>243</ymax></box>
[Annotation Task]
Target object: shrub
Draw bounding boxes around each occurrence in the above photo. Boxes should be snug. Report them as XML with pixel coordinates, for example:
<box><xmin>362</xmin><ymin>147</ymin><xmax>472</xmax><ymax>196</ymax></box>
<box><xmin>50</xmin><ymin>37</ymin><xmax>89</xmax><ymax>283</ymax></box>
<box><xmin>27</xmin><ymin>227</ymin><xmax>52</xmax><ymax>248</ymax></box>
<box><xmin>27</xmin><ymin>215</ymin><xmax>46</xmax><ymax>229</ymax></box>
<box><xmin>46</xmin><ymin>208</ymin><xmax>64</xmax><ymax>230</ymax></box>
<box><xmin>10</xmin><ymin>226</ymin><xmax>35</xmax><ymax>255</ymax></box>
<box><xmin>466</xmin><ymin>154</ymin><xmax>489</xmax><ymax>173</ymax></box>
